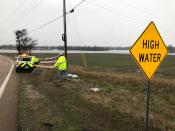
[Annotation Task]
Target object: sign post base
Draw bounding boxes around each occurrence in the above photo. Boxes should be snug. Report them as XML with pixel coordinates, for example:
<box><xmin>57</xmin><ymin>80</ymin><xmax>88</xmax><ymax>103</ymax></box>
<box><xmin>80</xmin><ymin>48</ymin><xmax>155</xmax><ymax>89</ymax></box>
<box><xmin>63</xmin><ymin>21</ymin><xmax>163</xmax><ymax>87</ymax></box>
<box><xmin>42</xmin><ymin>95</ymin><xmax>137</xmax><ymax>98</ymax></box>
<box><xmin>144</xmin><ymin>80</ymin><xmax>151</xmax><ymax>131</ymax></box>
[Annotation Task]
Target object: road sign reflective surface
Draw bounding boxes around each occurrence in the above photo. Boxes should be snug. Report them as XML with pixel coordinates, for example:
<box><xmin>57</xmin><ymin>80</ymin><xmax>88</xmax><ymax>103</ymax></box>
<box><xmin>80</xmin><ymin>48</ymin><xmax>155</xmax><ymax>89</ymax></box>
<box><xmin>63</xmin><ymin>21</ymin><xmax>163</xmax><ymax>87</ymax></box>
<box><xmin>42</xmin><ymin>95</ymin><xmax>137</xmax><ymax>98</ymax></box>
<box><xmin>130</xmin><ymin>21</ymin><xmax>168</xmax><ymax>80</ymax></box>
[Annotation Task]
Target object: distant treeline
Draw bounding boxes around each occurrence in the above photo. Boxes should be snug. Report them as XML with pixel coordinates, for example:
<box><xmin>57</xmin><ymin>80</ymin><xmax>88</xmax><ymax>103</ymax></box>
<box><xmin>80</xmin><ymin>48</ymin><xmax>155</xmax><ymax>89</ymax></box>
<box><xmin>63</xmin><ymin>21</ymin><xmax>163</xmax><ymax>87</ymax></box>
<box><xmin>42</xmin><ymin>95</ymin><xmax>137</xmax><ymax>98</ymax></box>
<box><xmin>0</xmin><ymin>45</ymin><xmax>16</xmax><ymax>50</ymax></box>
<box><xmin>0</xmin><ymin>44</ymin><xmax>175</xmax><ymax>52</ymax></box>
<box><xmin>0</xmin><ymin>45</ymin><xmax>129</xmax><ymax>51</ymax></box>
<box><xmin>57</xmin><ymin>46</ymin><xmax>129</xmax><ymax>51</ymax></box>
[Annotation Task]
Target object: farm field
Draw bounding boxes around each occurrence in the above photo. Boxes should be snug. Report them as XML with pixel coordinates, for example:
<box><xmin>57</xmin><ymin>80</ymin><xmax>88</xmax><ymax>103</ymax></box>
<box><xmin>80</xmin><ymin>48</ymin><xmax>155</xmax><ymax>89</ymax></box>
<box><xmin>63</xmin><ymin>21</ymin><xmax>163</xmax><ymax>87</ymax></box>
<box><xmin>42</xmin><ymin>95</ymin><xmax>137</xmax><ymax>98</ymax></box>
<box><xmin>2</xmin><ymin>53</ymin><xmax>175</xmax><ymax>130</ymax></box>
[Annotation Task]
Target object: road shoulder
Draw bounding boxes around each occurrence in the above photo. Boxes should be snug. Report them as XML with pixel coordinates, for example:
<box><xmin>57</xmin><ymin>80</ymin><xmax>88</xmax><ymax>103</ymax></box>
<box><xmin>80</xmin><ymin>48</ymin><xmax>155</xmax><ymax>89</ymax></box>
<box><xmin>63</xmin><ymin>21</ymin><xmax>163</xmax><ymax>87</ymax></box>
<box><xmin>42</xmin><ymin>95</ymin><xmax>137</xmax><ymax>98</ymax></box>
<box><xmin>0</xmin><ymin>61</ymin><xmax>18</xmax><ymax>131</ymax></box>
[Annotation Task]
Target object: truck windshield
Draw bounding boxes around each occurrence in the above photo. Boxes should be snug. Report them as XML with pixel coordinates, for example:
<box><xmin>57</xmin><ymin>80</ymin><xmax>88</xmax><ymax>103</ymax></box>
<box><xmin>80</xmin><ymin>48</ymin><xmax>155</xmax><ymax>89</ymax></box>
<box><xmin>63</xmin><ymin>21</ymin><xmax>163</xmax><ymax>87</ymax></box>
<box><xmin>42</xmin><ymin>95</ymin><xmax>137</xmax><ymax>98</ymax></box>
<box><xmin>18</xmin><ymin>57</ymin><xmax>31</xmax><ymax>61</ymax></box>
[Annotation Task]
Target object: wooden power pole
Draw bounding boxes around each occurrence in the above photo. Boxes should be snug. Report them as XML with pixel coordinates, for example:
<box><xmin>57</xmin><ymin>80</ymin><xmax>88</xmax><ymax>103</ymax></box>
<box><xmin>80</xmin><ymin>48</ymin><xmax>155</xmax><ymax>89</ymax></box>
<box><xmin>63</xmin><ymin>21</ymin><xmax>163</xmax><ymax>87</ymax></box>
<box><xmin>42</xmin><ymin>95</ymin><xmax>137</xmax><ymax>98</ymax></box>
<box><xmin>63</xmin><ymin>0</ymin><xmax>67</xmax><ymax>59</ymax></box>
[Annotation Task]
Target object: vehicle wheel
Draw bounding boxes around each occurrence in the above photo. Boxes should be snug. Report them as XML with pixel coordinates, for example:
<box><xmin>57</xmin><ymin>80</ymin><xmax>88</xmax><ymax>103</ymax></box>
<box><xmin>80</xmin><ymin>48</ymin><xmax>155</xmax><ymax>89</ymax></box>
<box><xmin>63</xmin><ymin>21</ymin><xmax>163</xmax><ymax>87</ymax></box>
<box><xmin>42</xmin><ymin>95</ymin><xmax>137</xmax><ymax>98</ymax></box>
<box><xmin>16</xmin><ymin>68</ymin><xmax>19</xmax><ymax>73</ymax></box>
<box><xmin>29</xmin><ymin>68</ymin><xmax>34</xmax><ymax>72</ymax></box>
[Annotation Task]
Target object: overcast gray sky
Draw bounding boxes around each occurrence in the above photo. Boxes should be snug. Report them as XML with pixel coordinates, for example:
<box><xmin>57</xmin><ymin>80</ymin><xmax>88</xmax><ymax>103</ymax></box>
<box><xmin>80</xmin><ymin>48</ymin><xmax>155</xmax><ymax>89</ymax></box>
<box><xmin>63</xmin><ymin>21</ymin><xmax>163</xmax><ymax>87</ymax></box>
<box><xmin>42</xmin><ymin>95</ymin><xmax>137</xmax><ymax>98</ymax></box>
<box><xmin>0</xmin><ymin>0</ymin><xmax>174</xmax><ymax>47</ymax></box>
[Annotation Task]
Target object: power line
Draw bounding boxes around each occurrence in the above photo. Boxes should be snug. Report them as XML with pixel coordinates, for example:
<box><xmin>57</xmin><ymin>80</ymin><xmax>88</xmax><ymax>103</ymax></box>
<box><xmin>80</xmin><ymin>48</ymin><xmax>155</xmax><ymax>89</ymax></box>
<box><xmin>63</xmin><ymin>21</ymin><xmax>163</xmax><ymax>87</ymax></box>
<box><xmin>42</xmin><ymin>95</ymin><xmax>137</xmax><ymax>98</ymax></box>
<box><xmin>2</xmin><ymin>0</ymin><xmax>44</xmax><ymax>31</ymax></box>
<box><xmin>114</xmin><ymin>0</ymin><xmax>152</xmax><ymax>16</ymax></box>
<box><xmin>9</xmin><ymin>0</ymin><xmax>27</xmax><ymax>18</ymax></box>
<box><xmin>8</xmin><ymin>0</ymin><xmax>41</xmax><ymax>25</ymax></box>
<box><xmin>12</xmin><ymin>0</ymin><xmax>48</xmax><ymax>26</ymax></box>
<box><xmin>67</xmin><ymin>0</ymin><xmax>83</xmax><ymax>45</ymax></box>
<box><xmin>90</xmin><ymin>0</ymin><xmax>173</xmax><ymax>34</ymax></box>
<box><xmin>0</xmin><ymin>0</ymin><xmax>27</xmax><ymax>27</ymax></box>
<box><xmin>86</xmin><ymin>0</ymin><xmax>146</xmax><ymax>24</ymax></box>
<box><xmin>93</xmin><ymin>0</ymin><xmax>154</xmax><ymax>24</ymax></box>
<box><xmin>115</xmin><ymin>0</ymin><xmax>173</xmax><ymax>33</ymax></box>
<box><xmin>29</xmin><ymin>0</ymin><xmax>87</xmax><ymax>34</ymax></box>
<box><xmin>93</xmin><ymin>0</ymin><xmax>147</xmax><ymax>20</ymax></box>
<box><xmin>67</xmin><ymin>13</ymin><xmax>79</xmax><ymax>45</ymax></box>
<box><xmin>29</xmin><ymin>15</ymin><xmax>62</xmax><ymax>34</ymax></box>
<box><xmin>1</xmin><ymin>0</ymin><xmax>87</xmax><ymax>45</ymax></box>
<box><xmin>72</xmin><ymin>0</ymin><xmax>86</xmax><ymax>10</ymax></box>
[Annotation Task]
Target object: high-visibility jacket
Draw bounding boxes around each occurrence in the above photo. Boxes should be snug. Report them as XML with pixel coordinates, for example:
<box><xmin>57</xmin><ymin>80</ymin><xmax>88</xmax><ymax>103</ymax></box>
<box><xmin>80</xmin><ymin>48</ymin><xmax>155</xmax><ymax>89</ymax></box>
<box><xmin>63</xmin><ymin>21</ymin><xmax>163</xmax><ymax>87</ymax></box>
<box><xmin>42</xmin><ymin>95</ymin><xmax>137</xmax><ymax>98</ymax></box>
<box><xmin>54</xmin><ymin>56</ymin><xmax>67</xmax><ymax>70</ymax></box>
<box><xmin>31</xmin><ymin>56</ymin><xmax>39</xmax><ymax>64</ymax></box>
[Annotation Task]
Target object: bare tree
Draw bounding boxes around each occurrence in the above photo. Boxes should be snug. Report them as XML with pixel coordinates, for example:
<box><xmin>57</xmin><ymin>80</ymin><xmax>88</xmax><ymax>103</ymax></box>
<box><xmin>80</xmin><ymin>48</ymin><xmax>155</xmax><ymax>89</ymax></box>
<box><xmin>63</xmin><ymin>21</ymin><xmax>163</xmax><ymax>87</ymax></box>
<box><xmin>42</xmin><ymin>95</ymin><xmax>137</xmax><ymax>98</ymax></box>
<box><xmin>15</xmin><ymin>29</ymin><xmax>37</xmax><ymax>55</ymax></box>
<box><xmin>15</xmin><ymin>30</ymin><xmax>23</xmax><ymax>54</ymax></box>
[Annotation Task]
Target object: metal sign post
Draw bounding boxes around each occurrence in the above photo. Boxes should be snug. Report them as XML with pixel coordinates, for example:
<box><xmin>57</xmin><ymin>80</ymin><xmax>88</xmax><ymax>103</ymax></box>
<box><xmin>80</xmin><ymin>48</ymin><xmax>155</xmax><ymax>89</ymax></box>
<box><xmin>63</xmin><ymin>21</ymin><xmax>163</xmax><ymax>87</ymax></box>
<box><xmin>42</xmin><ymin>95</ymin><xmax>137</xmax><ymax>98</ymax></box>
<box><xmin>129</xmin><ymin>21</ymin><xmax>168</xmax><ymax>131</ymax></box>
<box><xmin>144</xmin><ymin>80</ymin><xmax>151</xmax><ymax>131</ymax></box>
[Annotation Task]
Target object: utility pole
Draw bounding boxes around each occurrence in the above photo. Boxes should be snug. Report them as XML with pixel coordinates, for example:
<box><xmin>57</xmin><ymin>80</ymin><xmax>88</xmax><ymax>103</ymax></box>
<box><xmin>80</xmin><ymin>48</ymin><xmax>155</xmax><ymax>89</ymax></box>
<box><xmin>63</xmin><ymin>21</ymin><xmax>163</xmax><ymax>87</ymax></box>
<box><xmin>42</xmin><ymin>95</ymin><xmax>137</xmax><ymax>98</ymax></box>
<box><xmin>63</xmin><ymin>0</ymin><xmax>68</xmax><ymax>59</ymax></box>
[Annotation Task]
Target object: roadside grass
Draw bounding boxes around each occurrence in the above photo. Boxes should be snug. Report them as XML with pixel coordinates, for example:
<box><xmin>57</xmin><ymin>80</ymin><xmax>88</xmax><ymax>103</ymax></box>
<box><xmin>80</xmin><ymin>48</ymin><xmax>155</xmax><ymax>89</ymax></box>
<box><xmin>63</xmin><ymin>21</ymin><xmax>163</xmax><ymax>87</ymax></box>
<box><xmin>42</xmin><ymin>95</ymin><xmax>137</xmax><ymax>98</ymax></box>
<box><xmin>18</xmin><ymin>72</ymin><xmax>148</xmax><ymax>131</ymax></box>
<box><xmin>6</xmin><ymin>52</ymin><xmax>174</xmax><ymax>130</ymax></box>
<box><xmin>69</xmin><ymin>66</ymin><xmax>175</xmax><ymax>130</ymax></box>
<box><xmin>18</xmin><ymin>65</ymin><xmax>175</xmax><ymax>130</ymax></box>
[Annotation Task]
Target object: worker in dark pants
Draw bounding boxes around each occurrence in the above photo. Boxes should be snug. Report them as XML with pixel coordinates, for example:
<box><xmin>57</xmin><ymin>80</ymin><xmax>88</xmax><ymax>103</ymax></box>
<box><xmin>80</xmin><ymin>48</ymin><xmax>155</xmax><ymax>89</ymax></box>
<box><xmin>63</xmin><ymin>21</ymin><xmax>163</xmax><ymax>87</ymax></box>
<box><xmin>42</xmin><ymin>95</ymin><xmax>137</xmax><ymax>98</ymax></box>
<box><xmin>54</xmin><ymin>53</ymin><xmax>69</xmax><ymax>81</ymax></box>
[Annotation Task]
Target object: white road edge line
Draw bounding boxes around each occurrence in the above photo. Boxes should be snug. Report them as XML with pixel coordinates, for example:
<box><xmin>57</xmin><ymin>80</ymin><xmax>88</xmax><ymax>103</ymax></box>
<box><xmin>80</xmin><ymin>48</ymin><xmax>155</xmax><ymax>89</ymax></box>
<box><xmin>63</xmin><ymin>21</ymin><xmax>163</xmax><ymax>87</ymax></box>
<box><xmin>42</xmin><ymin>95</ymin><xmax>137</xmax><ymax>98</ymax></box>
<box><xmin>0</xmin><ymin>56</ymin><xmax>14</xmax><ymax>99</ymax></box>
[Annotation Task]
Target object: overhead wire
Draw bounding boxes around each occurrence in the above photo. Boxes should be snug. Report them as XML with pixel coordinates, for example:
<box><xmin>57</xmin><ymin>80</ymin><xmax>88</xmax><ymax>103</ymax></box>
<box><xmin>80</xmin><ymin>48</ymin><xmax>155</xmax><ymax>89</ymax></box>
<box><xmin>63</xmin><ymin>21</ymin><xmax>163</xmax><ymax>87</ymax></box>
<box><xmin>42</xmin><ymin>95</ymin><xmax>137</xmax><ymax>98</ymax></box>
<box><xmin>86</xmin><ymin>0</ymin><xmax>146</xmax><ymax>24</ymax></box>
<box><xmin>8</xmin><ymin>0</ymin><xmax>41</xmax><ymax>25</ymax></box>
<box><xmin>1</xmin><ymin>0</ymin><xmax>87</xmax><ymax>45</ymax></box>
<box><xmin>67</xmin><ymin>16</ymin><xmax>78</xmax><ymax>45</ymax></box>
<box><xmin>93</xmin><ymin>0</ymin><xmax>148</xmax><ymax>21</ymax></box>
<box><xmin>12</xmin><ymin>0</ymin><xmax>48</xmax><ymax>26</ymax></box>
<box><xmin>29</xmin><ymin>0</ymin><xmax>87</xmax><ymax>34</ymax></box>
<box><xmin>72</xmin><ymin>0</ymin><xmax>86</xmax><ymax>10</ymax></box>
<box><xmin>115</xmin><ymin>0</ymin><xmax>153</xmax><ymax>16</ymax></box>
<box><xmin>28</xmin><ymin>15</ymin><xmax>63</xmax><ymax>34</ymax></box>
<box><xmin>72</xmin><ymin>0</ymin><xmax>145</xmax><ymax>46</ymax></box>
<box><xmin>91</xmin><ymin>0</ymin><xmax>173</xmax><ymax>34</ymax></box>
<box><xmin>67</xmin><ymin>0</ymin><xmax>83</xmax><ymax>46</ymax></box>
<box><xmin>72</xmin><ymin>14</ymin><xmax>84</xmax><ymax>45</ymax></box>
<box><xmin>1</xmin><ymin>0</ymin><xmax>44</xmax><ymax>37</ymax></box>
<box><xmin>1</xmin><ymin>0</ymin><xmax>28</xmax><ymax>25</ymax></box>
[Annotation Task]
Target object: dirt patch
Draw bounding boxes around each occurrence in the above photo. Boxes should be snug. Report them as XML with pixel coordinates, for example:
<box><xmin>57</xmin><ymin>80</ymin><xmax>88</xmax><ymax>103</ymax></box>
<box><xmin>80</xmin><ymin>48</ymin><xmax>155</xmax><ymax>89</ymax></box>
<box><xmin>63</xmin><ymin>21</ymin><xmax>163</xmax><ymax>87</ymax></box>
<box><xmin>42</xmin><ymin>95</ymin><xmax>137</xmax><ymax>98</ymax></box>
<box><xmin>25</xmin><ymin>85</ymin><xmax>44</xmax><ymax>100</ymax></box>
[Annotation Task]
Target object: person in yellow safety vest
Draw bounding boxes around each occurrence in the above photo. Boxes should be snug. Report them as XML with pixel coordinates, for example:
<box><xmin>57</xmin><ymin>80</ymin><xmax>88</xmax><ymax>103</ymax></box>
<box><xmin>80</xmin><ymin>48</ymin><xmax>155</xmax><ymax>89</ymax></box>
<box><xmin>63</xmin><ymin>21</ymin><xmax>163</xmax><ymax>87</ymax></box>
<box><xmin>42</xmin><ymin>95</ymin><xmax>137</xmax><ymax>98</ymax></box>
<box><xmin>54</xmin><ymin>53</ymin><xmax>69</xmax><ymax>80</ymax></box>
<box><xmin>31</xmin><ymin>56</ymin><xmax>40</xmax><ymax>65</ymax></box>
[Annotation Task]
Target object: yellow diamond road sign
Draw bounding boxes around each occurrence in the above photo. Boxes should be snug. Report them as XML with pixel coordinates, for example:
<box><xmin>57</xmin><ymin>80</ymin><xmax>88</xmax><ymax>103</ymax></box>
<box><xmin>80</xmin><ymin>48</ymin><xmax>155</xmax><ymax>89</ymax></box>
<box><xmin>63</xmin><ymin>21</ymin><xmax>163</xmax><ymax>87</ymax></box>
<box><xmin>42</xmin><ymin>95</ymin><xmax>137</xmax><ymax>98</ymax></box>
<box><xmin>130</xmin><ymin>21</ymin><xmax>168</xmax><ymax>80</ymax></box>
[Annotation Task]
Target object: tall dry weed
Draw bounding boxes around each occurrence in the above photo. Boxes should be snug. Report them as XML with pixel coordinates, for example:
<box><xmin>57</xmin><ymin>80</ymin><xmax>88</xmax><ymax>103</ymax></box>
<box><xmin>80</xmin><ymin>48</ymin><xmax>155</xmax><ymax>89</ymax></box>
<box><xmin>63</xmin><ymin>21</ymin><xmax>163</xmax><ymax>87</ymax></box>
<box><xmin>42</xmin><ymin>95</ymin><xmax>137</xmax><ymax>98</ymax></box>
<box><xmin>69</xmin><ymin>66</ymin><xmax>175</xmax><ymax>94</ymax></box>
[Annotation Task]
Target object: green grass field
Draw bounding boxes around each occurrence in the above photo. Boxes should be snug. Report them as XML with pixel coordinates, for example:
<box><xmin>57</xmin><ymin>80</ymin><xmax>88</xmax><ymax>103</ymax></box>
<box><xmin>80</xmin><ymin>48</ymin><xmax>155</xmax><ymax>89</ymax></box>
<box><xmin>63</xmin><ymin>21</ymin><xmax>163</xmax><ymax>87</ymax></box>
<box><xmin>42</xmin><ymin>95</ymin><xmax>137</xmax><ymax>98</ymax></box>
<box><xmin>2</xmin><ymin>53</ymin><xmax>175</xmax><ymax>130</ymax></box>
<box><xmin>7</xmin><ymin>52</ymin><xmax>175</xmax><ymax>78</ymax></box>
<box><xmin>2</xmin><ymin>53</ymin><xmax>175</xmax><ymax>69</ymax></box>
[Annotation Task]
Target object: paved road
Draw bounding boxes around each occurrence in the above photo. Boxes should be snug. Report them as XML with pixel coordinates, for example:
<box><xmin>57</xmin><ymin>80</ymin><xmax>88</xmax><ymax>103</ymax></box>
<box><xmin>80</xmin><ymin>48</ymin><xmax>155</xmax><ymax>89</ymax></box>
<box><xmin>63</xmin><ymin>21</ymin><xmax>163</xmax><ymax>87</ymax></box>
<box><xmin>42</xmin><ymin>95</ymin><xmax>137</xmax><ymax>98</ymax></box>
<box><xmin>0</xmin><ymin>56</ymin><xmax>18</xmax><ymax>131</ymax></box>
